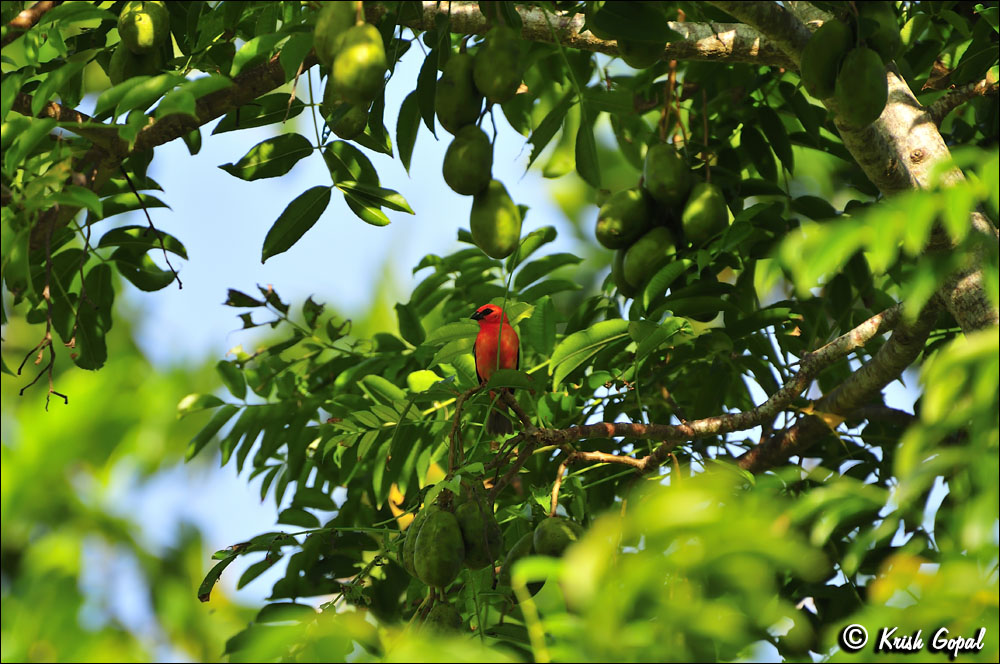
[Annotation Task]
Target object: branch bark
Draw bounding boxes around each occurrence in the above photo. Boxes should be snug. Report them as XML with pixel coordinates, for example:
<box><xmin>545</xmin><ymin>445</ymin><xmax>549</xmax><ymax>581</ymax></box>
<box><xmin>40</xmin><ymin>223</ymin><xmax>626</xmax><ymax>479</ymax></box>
<box><xmin>929</xmin><ymin>78</ymin><xmax>999</xmax><ymax>126</ymax></box>
<box><xmin>707</xmin><ymin>2</ymin><xmax>999</xmax><ymax>334</ymax></box>
<box><xmin>1</xmin><ymin>0</ymin><xmax>61</xmax><ymax>48</ymax></box>
<box><xmin>739</xmin><ymin>300</ymin><xmax>941</xmax><ymax>472</ymax></box>
<box><xmin>488</xmin><ymin>306</ymin><xmax>902</xmax><ymax>496</ymax></box>
<box><xmin>369</xmin><ymin>1</ymin><xmax>795</xmax><ymax>67</ymax></box>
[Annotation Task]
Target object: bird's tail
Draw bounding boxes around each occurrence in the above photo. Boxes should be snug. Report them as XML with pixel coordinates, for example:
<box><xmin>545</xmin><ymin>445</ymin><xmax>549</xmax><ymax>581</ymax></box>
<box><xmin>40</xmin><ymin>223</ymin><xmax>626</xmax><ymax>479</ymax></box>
<box><xmin>486</xmin><ymin>389</ymin><xmax>514</xmax><ymax>435</ymax></box>
<box><xmin>487</xmin><ymin>407</ymin><xmax>513</xmax><ymax>435</ymax></box>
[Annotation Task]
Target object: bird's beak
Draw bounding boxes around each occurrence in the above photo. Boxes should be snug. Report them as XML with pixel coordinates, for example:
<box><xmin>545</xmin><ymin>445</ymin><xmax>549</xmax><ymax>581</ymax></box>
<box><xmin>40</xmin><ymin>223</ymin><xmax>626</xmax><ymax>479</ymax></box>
<box><xmin>470</xmin><ymin>310</ymin><xmax>485</xmax><ymax>321</ymax></box>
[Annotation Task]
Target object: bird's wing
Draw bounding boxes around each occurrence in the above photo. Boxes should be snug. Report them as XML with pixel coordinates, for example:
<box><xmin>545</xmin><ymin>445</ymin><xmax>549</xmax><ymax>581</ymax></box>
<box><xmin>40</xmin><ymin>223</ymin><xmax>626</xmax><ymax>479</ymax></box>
<box><xmin>473</xmin><ymin>339</ymin><xmax>485</xmax><ymax>383</ymax></box>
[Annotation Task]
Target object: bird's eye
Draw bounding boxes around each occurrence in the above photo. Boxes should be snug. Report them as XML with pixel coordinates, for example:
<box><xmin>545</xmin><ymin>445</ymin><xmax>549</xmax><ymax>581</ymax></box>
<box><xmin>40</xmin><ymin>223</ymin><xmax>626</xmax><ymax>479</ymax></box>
<box><xmin>482</xmin><ymin>308</ymin><xmax>493</xmax><ymax>315</ymax></box>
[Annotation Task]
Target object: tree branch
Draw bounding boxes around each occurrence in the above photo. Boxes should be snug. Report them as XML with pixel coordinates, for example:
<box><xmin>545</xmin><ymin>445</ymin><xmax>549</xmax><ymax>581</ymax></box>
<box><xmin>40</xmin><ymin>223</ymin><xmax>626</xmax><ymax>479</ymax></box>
<box><xmin>1</xmin><ymin>0</ymin><xmax>61</xmax><ymax>48</ymax></box>
<box><xmin>368</xmin><ymin>1</ymin><xmax>795</xmax><ymax>67</ymax></box>
<box><xmin>929</xmin><ymin>78</ymin><xmax>1000</xmax><ymax>126</ymax></box>
<box><xmin>738</xmin><ymin>300</ymin><xmax>941</xmax><ymax>473</ymax></box>
<box><xmin>12</xmin><ymin>92</ymin><xmax>125</xmax><ymax>153</ymax></box>
<box><xmin>704</xmin><ymin>4</ymin><xmax>998</xmax><ymax>333</ymax></box>
<box><xmin>488</xmin><ymin>305</ymin><xmax>902</xmax><ymax>496</ymax></box>
<box><xmin>707</xmin><ymin>1</ymin><xmax>812</xmax><ymax>68</ymax></box>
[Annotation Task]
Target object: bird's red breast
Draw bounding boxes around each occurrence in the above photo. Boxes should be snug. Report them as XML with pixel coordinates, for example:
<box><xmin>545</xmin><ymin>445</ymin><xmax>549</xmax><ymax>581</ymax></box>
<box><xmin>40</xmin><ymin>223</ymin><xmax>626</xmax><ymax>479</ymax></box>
<box><xmin>471</xmin><ymin>304</ymin><xmax>519</xmax><ymax>382</ymax></box>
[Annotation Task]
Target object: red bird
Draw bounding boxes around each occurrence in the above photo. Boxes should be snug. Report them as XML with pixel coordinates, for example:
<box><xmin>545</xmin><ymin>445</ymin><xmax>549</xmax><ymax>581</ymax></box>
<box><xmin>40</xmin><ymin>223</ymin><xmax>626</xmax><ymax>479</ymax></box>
<box><xmin>471</xmin><ymin>303</ymin><xmax>520</xmax><ymax>435</ymax></box>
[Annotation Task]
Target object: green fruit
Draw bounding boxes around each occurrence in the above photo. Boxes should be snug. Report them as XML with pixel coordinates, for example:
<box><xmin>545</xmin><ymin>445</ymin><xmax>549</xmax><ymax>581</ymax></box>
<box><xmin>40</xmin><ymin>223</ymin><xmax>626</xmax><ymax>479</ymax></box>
<box><xmin>443</xmin><ymin>125</ymin><xmax>493</xmax><ymax>195</ymax></box>
<box><xmin>118</xmin><ymin>1</ymin><xmax>169</xmax><ymax>55</ymax></box>
<box><xmin>858</xmin><ymin>2</ymin><xmax>901</xmax><ymax>64</ymax></box>
<box><xmin>314</xmin><ymin>1</ymin><xmax>355</xmax><ymax>68</ymax></box>
<box><xmin>800</xmin><ymin>19</ymin><xmax>852</xmax><ymax>99</ymax></box>
<box><xmin>423</xmin><ymin>603</ymin><xmax>464</xmax><ymax>632</ymax></box>
<box><xmin>643</xmin><ymin>143</ymin><xmax>692</xmax><ymax>210</ymax></box>
<box><xmin>499</xmin><ymin>532</ymin><xmax>544</xmax><ymax>595</ymax></box>
<box><xmin>108</xmin><ymin>42</ymin><xmax>163</xmax><ymax>85</ymax></box>
<box><xmin>331</xmin><ymin>24</ymin><xmax>386</xmax><ymax>105</ymax></box>
<box><xmin>414</xmin><ymin>509</ymin><xmax>465</xmax><ymax>587</ymax></box>
<box><xmin>612</xmin><ymin>248</ymin><xmax>638</xmax><ymax>298</ymax></box>
<box><xmin>455</xmin><ymin>501</ymin><xmax>502</xmax><ymax>569</ymax></box>
<box><xmin>618</xmin><ymin>39</ymin><xmax>663</xmax><ymax>69</ymax></box>
<box><xmin>533</xmin><ymin>517</ymin><xmax>584</xmax><ymax>557</ymax></box>
<box><xmin>470</xmin><ymin>180</ymin><xmax>521</xmax><ymax>259</ymax></box>
<box><xmin>681</xmin><ymin>182</ymin><xmax>729</xmax><ymax>246</ymax></box>
<box><xmin>595</xmin><ymin>187</ymin><xmax>652</xmax><ymax>249</ymax></box>
<box><xmin>436</xmin><ymin>53</ymin><xmax>483</xmax><ymax>135</ymax></box>
<box><xmin>834</xmin><ymin>47</ymin><xmax>888</xmax><ymax>127</ymax></box>
<box><xmin>321</xmin><ymin>83</ymin><xmax>369</xmax><ymax>139</ymax></box>
<box><xmin>473</xmin><ymin>27</ymin><xmax>523</xmax><ymax>104</ymax></box>
<box><xmin>623</xmin><ymin>226</ymin><xmax>676</xmax><ymax>288</ymax></box>
<box><xmin>402</xmin><ymin>505</ymin><xmax>438</xmax><ymax>578</ymax></box>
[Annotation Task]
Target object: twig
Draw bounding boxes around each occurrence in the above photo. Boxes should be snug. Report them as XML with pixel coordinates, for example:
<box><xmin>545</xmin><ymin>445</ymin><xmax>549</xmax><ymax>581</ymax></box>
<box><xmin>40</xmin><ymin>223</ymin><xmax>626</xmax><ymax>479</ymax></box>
<box><xmin>929</xmin><ymin>78</ymin><xmax>999</xmax><ymax>126</ymax></box>
<box><xmin>549</xmin><ymin>454</ymin><xmax>570</xmax><ymax>517</ymax></box>
<box><xmin>449</xmin><ymin>385</ymin><xmax>483</xmax><ymax>472</ymax></box>
<box><xmin>1</xmin><ymin>0</ymin><xmax>62</xmax><ymax>48</ymax></box>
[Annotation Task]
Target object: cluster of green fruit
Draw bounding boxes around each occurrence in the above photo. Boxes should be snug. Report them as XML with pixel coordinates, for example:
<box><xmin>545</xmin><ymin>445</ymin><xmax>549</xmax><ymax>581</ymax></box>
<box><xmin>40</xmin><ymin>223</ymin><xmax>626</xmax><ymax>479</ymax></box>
<box><xmin>436</xmin><ymin>27</ymin><xmax>526</xmax><ymax>261</ymax></box>
<box><xmin>109</xmin><ymin>1</ymin><xmax>169</xmax><ymax>85</ymax></box>
<box><xmin>402</xmin><ymin>486</ymin><xmax>584</xmax><ymax>631</ymax></box>
<box><xmin>598</xmin><ymin>144</ymin><xmax>729</xmax><ymax>297</ymax></box>
<box><xmin>800</xmin><ymin>2</ymin><xmax>900</xmax><ymax>127</ymax></box>
<box><xmin>313</xmin><ymin>3</ymin><xmax>387</xmax><ymax>139</ymax></box>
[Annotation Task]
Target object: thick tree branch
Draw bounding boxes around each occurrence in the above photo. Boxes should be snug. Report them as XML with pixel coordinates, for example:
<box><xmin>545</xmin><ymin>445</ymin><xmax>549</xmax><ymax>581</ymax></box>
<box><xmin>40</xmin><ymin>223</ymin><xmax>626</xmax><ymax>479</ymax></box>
<box><xmin>12</xmin><ymin>93</ymin><xmax>125</xmax><ymax>153</ymax></box>
<box><xmin>707</xmin><ymin>1</ymin><xmax>812</xmax><ymax>68</ymax></box>
<box><xmin>705</xmin><ymin>4</ymin><xmax>998</xmax><ymax>333</ymax></box>
<box><xmin>929</xmin><ymin>78</ymin><xmax>1000</xmax><ymax>126</ymax></box>
<box><xmin>368</xmin><ymin>1</ymin><xmax>795</xmax><ymax>67</ymax></box>
<box><xmin>738</xmin><ymin>300</ymin><xmax>941</xmax><ymax>473</ymax></box>
<box><xmin>1</xmin><ymin>0</ymin><xmax>61</xmax><ymax>48</ymax></box>
<box><xmin>489</xmin><ymin>306</ymin><xmax>901</xmax><ymax>496</ymax></box>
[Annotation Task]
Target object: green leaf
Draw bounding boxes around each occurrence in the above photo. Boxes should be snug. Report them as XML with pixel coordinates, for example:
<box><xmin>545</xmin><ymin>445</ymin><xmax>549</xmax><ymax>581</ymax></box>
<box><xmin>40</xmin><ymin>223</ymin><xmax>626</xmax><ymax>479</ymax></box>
<box><xmin>217</xmin><ymin>360</ymin><xmax>247</xmax><ymax>400</ymax></box>
<box><xmin>643</xmin><ymin>259</ymin><xmax>693</xmax><ymax>310</ymax></box>
<box><xmin>741</xmin><ymin>124</ymin><xmax>777</xmax><ymax>182</ymax></box>
<box><xmin>116</xmin><ymin>73</ymin><xmax>184</xmax><ymax>117</ymax></box>
<box><xmin>231</xmin><ymin>32</ymin><xmax>285</xmax><ymax>77</ymax></box>
<box><xmin>423</xmin><ymin>320</ymin><xmax>478</xmax><ymax>346</ymax></box>
<box><xmin>198</xmin><ymin>554</ymin><xmax>238</xmax><ymax>602</ymax></box>
<box><xmin>179</xmin><ymin>74</ymin><xmax>233</xmax><ymax>100</ymax></box>
<box><xmin>550</xmin><ymin>319</ymin><xmax>630</xmax><ymax>389</ymax></box>
<box><xmin>528</xmin><ymin>92</ymin><xmax>574</xmax><ymax>169</ymax></box>
<box><xmin>507</xmin><ymin>225</ymin><xmax>557</xmax><ymax>271</ymax></box>
<box><xmin>756</xmin><ymin>106</ymin><xmax>794</xmax><ymax>174</ymax></box>
<box><xmin>98</xmin><ymin>226</ymin><xmax>187</xmax><ymax>259</ymax></box>
<box><xmin>521</xmin><ymin>295</ymin><xmax>556</xmax><ymax>357</ymax></box>
<box><xmin>589</xmin><ymin>2</ymin><xmax>683</xmax><ymax>42</ymax></box>
<box><xmin>219</xmin><ymin>133</ymin><xmax>314</xmax><ymax>181</ymax></box>
<box><xmin>256</xmin><ymin>602</ymin><xmax>317</xmax><ymax>624</ymax></box>
<box><xmin>225</xmin><ymin>289</ymin><xmax>266</xmax><ymax>307</ymax></box>
<box><xmin>213</xmin><ymin>94</ymin><xmax>305</xmax><ymax>134</ymax></box>
<box><xmin>178</xmin><ymin>393</ymin><xmax>226</xmax><ymax>416</ymax></box>
<box><xmin>515</xmin><ymin>253</ymin><xmax>582</xmax><ymax>290</ymax></box>
<box><xmin>416</xmin><ymin>48</ymin><xmax>439</xmax><ymax>134</ymax></box>
<box><xmin>238</xmin><ymin>554</ymin><xmax>283</xmax><ymax>590</ymax></box>
<box><xmin>574</xmin><ymin>107</ymin><xmax>601</xmax><ymax>188</ymax></box>
<box><xmin>155</xmin><ymin>89</ymin><xmax>198</xmax><ymax>121</ymax></box>
<box><xmin>4</xmin><ymin>118</ymin><xmax>56</xmax><ymax>176</ymax></box>
<box><xmin>334</xmin><ymin>181</ymin><xmax>414</xmax><ymax>214</ymax></box>
<box><xmin>186</xmin><ymin>404</ymin><xmax>240</xmax><ymax>461</ymax></box>
<box><xmin>323</xmin><ymin>140</ymin><xmax>378</xmax><ymax>184</ymax></box>
<box><xmin>792</xmin><ymin>196</ymin><xmax>838</xmax><ymax>220</ymax></box>
<box><xmin>261</xmin><ymin>186</ymin><xmax>332</xmax><ymax>262</ymax></box>
<box><xmin>360</xmin><ymin>375</ymin><xmax>408</xmax><ymax>404</ymax></box>
<box><xmin>631</xmin><ymin>317</ymin><xmax>689</xmax><ymax>364</ymax></box>
<box><xmin>277</xmin><ymin>508</ymin><xmax>320</xmax><ymax>528</ymax></box>
<box><xmin>395</xmin><ymin>302</ymin><xmax>425</xmax><ymax>346</ymax></box>
<box><xmin>73</xmin><ymin>263</ymin><xmax>114</xmax><ymax>370</ymax></box>
<box><xmin>342</xmin><ymin>189</ymin><xmax>391</xmax><ymax>226</ymax></box>
<box><xmin>97</xmin><ymin>192</ymin><xmax>170</xmax><ymax>220</ymax></box>
<box><xmin>396</xmin><ymin>91</ymin><xmax>421</xmax><ymax>173</ymax></box>
<box><xmin>278</xmin><ymin>32</ymin><xmax>314</xmax><ymax>82</ymax></box>
<box><xmin>31</xmin><ymin>59</ymin><xmax>88</xmax><ymax>117</ymax></box>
